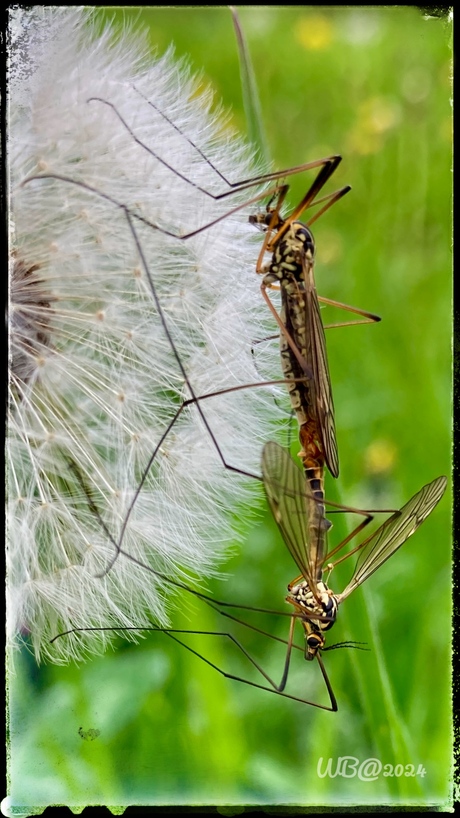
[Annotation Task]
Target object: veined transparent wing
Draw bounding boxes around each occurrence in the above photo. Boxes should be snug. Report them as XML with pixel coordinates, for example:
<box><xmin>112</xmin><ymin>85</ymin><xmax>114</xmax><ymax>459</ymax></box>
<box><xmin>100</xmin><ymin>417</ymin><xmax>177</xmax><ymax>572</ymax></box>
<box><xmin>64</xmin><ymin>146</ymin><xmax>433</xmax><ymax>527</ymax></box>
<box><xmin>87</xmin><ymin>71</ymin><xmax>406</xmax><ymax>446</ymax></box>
<box><xmin>261</xmin><ymin>441</ymin><xmax>328</xmax><ymax>588</ymax></box>
<box><xmin>287</xmin><ymin>254</ymin><xmax>339</xmax><ymax>477</ymax></box>
<box><xmin>303</xmin><ymin>254</ymin><xmax>338</xmax><ymax>478</ymax></box>
<box><xmin>336</xmin><ymin>475</ymin><xmax>447</xmax><ymax>603</ymax></box>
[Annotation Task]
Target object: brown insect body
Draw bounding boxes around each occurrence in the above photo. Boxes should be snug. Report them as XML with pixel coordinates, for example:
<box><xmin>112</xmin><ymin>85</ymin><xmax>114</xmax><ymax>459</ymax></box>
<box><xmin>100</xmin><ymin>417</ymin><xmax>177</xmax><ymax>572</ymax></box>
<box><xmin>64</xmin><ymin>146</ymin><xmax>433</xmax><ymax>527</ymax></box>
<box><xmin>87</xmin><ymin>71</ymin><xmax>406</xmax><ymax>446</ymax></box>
<box><xmin>258</xmin><ymin>213</ymin><xmax>337</xmax><ymax>494</ymax></box>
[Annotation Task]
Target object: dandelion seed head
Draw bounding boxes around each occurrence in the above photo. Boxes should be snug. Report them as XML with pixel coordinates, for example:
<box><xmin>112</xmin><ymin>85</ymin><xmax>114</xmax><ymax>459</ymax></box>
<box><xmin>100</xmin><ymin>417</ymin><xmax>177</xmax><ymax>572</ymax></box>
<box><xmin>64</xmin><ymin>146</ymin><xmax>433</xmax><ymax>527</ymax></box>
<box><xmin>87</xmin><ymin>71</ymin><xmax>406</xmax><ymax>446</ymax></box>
<box><xmin>8</xmin><ymin>7</ymin><xmax>285</xmax><ymax>663</ymax></box>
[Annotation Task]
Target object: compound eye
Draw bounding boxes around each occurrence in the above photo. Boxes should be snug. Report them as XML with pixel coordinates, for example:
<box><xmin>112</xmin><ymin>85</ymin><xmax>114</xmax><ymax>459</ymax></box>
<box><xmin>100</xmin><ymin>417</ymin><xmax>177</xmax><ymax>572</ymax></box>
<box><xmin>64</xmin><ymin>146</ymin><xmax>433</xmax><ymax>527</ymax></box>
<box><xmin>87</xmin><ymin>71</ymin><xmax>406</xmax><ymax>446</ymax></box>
<box><xmin>307</xmin><ymin>635</ymin><xmax>321</xmax><ymax>648</ymax></box>
<box><xmin>297</xmin><ymin>227</ymin><xmax>315</xmax><ymax>258</ymax></box>
<box><xmin>323</xmin><ymin>596</ymin><xmax>334</xmax><ymax>614</ymax></box>
<box><xmin>297</xmin><ymin>223</ymin><xmax>313</xmax><ymax>239</ymax></box>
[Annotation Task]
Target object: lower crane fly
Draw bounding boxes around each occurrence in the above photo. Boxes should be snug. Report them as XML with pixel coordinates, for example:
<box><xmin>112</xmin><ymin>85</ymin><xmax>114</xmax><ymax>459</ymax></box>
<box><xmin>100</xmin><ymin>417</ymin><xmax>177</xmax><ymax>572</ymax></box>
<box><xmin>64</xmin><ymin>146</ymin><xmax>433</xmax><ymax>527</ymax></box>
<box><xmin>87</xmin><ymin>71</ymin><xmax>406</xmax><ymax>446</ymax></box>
<box><xmin>54</xmin><ymin>442</ymin><xmax>446</xmax><ymax>710</ymax></box>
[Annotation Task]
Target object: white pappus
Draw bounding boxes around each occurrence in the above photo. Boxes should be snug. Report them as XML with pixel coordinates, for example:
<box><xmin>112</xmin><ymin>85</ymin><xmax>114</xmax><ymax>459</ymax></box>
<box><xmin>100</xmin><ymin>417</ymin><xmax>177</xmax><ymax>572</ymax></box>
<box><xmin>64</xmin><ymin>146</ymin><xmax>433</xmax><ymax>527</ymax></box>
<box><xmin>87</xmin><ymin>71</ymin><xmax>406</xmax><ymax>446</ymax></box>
<box><xmin>7</xmin><ymin>7</ymin><xmax>285</xmax><ymax>663</ymax></box>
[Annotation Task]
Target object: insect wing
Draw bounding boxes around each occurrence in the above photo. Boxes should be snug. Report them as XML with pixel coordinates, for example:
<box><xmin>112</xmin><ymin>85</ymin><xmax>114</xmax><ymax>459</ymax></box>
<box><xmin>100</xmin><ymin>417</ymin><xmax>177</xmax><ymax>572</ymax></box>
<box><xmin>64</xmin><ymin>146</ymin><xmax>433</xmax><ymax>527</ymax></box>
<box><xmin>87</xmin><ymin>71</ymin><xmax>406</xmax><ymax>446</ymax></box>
<box><xmin>261</xmin><ymin>441</ymin><xmax>325</xmax><ymax>586</ymax></box>
<box><xmin>336</xmin><ymin>475</ymin><xmax>447</xmax><ymax>602</ymax></box>
<box><xmin>281</xmin><ymin>253</ymin><xmax>338</xmax><ymax>478</ymax></box>
<box><xmin>305</xmin><ymin>257</ymin><xmax>339</xmax><ymax>478</ymax></box>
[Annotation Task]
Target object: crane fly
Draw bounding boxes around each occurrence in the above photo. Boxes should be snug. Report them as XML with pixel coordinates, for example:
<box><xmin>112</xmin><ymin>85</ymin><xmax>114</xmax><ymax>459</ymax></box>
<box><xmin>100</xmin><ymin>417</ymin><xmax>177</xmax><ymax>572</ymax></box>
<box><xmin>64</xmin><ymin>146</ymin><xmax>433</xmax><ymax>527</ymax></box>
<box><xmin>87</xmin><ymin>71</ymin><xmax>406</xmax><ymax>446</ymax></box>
<box><xmin>54</xmin><ymin>443</ymin><xmax>446</xmax><ymax>710</ymax></box>
<box><xmin>250</xmin><ymin>164</ymin><xmax>380</xmax><ymax>480</ymax></box>
<box><xmin>122</xmin><ymin>88</ymin><xmax>381</xmax><ymax>480</ymax></box>
<box><xmin>258</xmin><ymin>441</ymin><xmax>446</xmax><ymax>708</ymax></box>
<box><xmin>85</xmin><ymin>95</ymin><xmax>381</xmax><ymax>473</ymax></box>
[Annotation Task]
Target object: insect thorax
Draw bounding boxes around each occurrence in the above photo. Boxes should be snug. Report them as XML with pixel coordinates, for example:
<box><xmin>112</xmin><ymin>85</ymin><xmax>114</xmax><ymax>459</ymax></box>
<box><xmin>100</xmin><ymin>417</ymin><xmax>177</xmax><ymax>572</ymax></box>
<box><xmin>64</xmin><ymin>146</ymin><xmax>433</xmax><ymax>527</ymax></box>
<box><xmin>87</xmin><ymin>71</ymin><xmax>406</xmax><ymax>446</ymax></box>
<box><xmin>271</xmin><ymin>224</ymin><xmax>317</xmax><ymax>431</ymax></box>
<box><xmin>263</xmin><ymin>221</ymin><xmax>315</xmax><ymax>290</ymax></box>
<box><xmin>287</xmin><ymin>579</ymin><xmax>337</xmax><ymax>634</ymax></box>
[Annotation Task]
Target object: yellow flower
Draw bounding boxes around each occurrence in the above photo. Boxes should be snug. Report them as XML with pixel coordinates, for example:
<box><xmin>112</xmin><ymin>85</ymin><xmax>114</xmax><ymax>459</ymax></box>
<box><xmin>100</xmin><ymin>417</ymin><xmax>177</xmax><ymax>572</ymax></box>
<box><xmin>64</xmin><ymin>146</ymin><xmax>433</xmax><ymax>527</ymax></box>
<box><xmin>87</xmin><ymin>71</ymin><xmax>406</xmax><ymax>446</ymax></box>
<box><xmin>296</xmin><ymin>14</ymin><xmax>334</xmax><ymax>51</ymax></box>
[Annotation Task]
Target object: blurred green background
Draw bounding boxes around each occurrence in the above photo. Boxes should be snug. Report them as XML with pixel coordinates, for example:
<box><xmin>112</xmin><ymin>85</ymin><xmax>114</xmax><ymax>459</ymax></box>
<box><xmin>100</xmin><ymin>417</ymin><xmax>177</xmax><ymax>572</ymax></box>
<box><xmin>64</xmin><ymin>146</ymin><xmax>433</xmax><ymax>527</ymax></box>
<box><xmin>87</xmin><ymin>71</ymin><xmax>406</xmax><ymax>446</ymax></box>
<box><xmin>9</xmin><ymin>6</ymin><xmax>451</xmax><ymax>813</ymax></box>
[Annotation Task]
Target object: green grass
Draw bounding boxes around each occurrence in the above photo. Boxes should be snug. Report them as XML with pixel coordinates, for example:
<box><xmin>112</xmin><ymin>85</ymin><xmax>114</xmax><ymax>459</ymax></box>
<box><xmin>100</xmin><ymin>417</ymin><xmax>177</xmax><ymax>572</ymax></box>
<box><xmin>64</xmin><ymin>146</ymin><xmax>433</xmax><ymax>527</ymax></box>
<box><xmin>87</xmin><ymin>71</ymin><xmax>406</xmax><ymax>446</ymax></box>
<box><xmin>8</xmin><ymin>7</ymin><xmax>452</xmax><ymax>813</ymax></box>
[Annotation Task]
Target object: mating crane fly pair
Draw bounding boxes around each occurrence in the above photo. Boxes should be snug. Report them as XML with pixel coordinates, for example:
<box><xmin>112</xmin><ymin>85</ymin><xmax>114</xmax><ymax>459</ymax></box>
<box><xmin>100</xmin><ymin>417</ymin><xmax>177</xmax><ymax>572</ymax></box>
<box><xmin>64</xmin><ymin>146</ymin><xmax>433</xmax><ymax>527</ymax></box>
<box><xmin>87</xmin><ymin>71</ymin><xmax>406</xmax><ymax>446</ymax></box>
<box><xmin>25</xmin><ymin>90</ymin><xmax>447</xmax><ymax>709</ymax></box>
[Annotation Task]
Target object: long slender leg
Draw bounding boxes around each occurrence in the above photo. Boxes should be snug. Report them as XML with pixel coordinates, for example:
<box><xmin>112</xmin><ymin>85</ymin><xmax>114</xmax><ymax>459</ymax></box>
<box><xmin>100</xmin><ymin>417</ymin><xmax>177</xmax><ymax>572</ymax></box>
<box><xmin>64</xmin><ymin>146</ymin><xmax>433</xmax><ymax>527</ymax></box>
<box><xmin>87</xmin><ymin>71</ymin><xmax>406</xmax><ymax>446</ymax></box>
<box><xmin>22</xmin><ymin>172</ymin><xmax>287</xmax><ymax>241</ymax></box>
<box><xmin>319</xmin><ymin>296</ymin><xmax>381</xmax><ymax>328</ymax></box>
<box><xmin>68</xmin><ymin>356</ymin><xmax>396</xmax><ymax>579</ymax></box>
<box><xmin>267</xmin><ymin>157</ymin><xmax>345</xmax><ymax>244</ymax></box>
<box><xmin>260</xmin><ymin>281</ymin><xmax>313</xmax><ymax>378</ymax></box>
<box><xmin>51</xmin><ymin>620</ymin><xmax>337</xmax><ymax>710</ymax></box>
<box><xmin>63</xmin><ymin>466</ymin><xmax>340</xmax><ymax>629</ymax></box>
<box><xmin>88</xmin><ymin>95</ymin><xmax>342</xmax><ymax>203</ymax></box>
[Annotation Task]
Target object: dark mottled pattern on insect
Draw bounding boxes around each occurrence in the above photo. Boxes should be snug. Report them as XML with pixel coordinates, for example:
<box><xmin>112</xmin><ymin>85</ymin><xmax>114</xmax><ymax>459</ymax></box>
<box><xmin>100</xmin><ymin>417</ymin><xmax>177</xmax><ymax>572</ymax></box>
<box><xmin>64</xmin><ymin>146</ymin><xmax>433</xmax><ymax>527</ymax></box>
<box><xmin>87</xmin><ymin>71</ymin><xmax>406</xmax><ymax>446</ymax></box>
<box><xmin>257</xmin><ymin>213</ymin><xmax>338</xmax><ymax>518</ymax></box>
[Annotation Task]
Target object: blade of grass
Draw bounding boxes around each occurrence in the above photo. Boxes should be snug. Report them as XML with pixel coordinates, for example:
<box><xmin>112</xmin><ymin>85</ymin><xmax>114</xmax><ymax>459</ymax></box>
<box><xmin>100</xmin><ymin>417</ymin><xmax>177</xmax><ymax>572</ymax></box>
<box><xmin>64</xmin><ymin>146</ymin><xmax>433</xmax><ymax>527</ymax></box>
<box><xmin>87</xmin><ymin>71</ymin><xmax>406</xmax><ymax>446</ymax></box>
<box><xmin>230</xmin><ymin>6</ymin><xmax>270</xmax><ymax>163</ymax></box>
